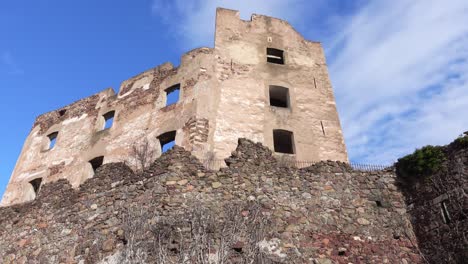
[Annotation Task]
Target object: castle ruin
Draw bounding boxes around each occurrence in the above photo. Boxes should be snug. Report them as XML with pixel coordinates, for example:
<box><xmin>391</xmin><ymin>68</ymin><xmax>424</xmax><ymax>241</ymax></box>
<box><xmin>1</xmin><ymin>8</ymin><xmax>347</xmax><ymax>206</ymax></box>
<box><xmin>1</xmin><ymin>8</ymin><xmax>466</xmax><ymax>264</ymax></box>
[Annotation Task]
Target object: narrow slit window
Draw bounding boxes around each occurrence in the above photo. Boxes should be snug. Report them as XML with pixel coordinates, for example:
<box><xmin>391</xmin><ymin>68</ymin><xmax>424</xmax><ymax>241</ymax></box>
<box><xmin>89</xmin><ymin>156</ymin><xmax>104</xmax><ymax>173</ymax></box>
<box><xmin>273</xmin><ymin>129</ymin><xmax>295</xmax><ymax>154</ymax></box>
<box><xmin>269</xmin><ymin>85</ymin><xmax>289</xmax><ymax>108</ymax></box>
<box><xmin>165</xmin><ymin>84</ymin><xmax>180</xmax><ymax>107</ymax></box>
<box><xmin>441</xmin><ymin>201</ymin><xmax>451</xmax><ymax>224</ymax></box>
<box><xmin>103</xmin><ymin>111</ymin><xmax>115</xmax><ymax>130</ymax></box>
<box><xmin>158</xmin><ymin>131</ymin><xmax>176</xmax><ymax>153</ymax></box>
<box><xmin>267</xmin><ymin>48</ymin><xmax>284</xmax><ymax>64</ymax></box>
<box><xmin>48</xmin><ymin>132</ymin><xmax>58</xmax><ymax>149</ymax></box>
<box><xmin>29</xmin><ymin>178</ymin><xmax>42</xmax><ymax>195</ymax></box>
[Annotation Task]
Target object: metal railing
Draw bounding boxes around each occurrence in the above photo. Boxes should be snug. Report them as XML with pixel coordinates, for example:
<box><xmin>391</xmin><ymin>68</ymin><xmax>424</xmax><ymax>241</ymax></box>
<box><xmin>198</xmin><ymin>159</ymin><xmax>392</xmax><ymax>172</ymax></box>
<box><xmin>349</xmin><ymin>163</ymin><xmax>393</xmax><ymax>171</ymax></box>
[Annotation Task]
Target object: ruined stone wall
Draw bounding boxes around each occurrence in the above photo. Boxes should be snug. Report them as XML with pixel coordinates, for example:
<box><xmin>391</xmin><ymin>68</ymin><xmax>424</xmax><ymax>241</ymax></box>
<box><xmin>397</xmin><ymin>138</ymin><xmax>468</xmax><ymax>264</ymax></box>
<box><xmin>0</xmin><ymin>140</ymin><xmax>420</xmax><ymax>264</ymax></box>
<box><xmin>1</xmin><ymin>8</ymin><xmax>348</xmax><ymax>206</ymax></box>
<box><xmin>1</xmin><ymin>48</ymin><xmax>216</xmax><ymax>206</ymax></box>
<box><xmin>212</xmin><ymin>9</ymin><xmax>348</xmax><ymax>162</ymax></box>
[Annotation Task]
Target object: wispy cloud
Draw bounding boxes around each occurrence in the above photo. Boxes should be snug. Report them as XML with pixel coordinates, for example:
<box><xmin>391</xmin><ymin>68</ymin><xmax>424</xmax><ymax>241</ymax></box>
<box><xmin>152</xmin><ymin>0</ymin><xmax>310</xmax><ymax>49</ymax></box>
<box><xmin>151</xmin><ymin>0</ymin><xmax>468</xmax><ymax>164</ymax></box>
<box><xmin>329</xmin><ymin>0</ymin><xmax>468</xmax><ymax>163</ymax></box>
<box><xmin>1</xmin><ymin>51</ymin><xmax>23</xmax><ymax>75</ymax></box>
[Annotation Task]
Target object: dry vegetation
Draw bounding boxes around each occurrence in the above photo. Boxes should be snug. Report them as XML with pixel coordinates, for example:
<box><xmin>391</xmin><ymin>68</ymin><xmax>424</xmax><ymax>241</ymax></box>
<box><xmin>118</xmin><ymin>202</ymin><xmax>278</xmax><ymax>264</ymax></box>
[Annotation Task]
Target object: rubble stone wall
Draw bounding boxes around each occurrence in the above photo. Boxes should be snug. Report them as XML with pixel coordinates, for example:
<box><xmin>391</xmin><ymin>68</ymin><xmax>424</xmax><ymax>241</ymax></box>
<box><xmin>0</xmin><ymin>140</ymin><xmax>420</xmax><ymax>264</ymax></box>
<box><xmin>397</xmin><ymin>138</ymin><xmax>468</xmax><ymax>264</ymax></box>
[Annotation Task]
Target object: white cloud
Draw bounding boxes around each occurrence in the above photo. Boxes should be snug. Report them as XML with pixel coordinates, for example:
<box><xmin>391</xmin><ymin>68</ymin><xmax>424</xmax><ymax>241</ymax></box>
<box><xmin>328</xmin><ymin>0</ymin><xmax>468</xmax><ymax>163</ymax></box>
<box><xmin>151</xmin><ymin>0</ymin><xmax>468</xmax><ymax>164</ymax></box>
<box><xmin>152</xmin><ymin>0</ymin><xmax>309</xmax><ymax>49</ymax></box>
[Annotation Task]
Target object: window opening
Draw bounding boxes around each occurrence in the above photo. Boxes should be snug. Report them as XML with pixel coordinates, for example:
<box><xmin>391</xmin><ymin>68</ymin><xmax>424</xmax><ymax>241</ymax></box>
<box><xmin>273</xmin><ymin>129</ymin><xmax>295</xmax><ymax>154</ymax></box>
<box><xmin>375</xmin><ymin>201</ymin><xmax>383</xmax><ymax>207</ymax></box>
<box><xmin>441</xmin><ymin>201</ymin><xmax>451</xmax><ymax>224</ymax></box>
<box><xmin>165</xmin><ymin>84</ymin><xmax>180</xmax><ymax>106</ymax></box>
<box><xmin>89</xmin><ymin>156</ymin><xmax>104</xmax><ymax>172</ymax></box>
<box><xmin>29</xmin><ymin>178</ymin><xmax>42</xmax><ymax>195</ymax></box>
<box><xmin>103</xmin><ymin>111</ymin><xmax>115</xmax><ymax>130</ymax></box>
<box><xmin>269</xmin><ymin>85</ymin><xmax>289</xmax><ymax>108</ymax></box>
<box><xmin>158</xmin><ymin>131</ymin><xmax>176</xmax><ymax>153</ymax></box>
<box><xmin>267</xmin><ymin>48</ymin><xmax>284</xmax><ymax>64</ymax></box>
<box><xmin>48</xmin><ymin>132</ymin><xmax>58</xmax><ymax>149</ymax></box>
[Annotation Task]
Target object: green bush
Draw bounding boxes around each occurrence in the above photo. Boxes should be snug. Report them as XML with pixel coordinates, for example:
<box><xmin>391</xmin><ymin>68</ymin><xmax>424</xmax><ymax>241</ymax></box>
<box><xmin>396</xmin><ymin>145</ymin><xmax>446</xmax><ymax>180</ymax></box>
<box><xmin>453</xmin><ymin>135</ymin><xmax>468</xmax><ymax>148</ymax></box>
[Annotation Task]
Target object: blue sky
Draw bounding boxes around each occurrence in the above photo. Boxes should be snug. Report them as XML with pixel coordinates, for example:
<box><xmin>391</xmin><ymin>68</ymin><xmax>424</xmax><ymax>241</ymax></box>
<box><xmin>1</xmin><ymin>0</ymin><xmax>468</xmax><ymax>200</ymax></box>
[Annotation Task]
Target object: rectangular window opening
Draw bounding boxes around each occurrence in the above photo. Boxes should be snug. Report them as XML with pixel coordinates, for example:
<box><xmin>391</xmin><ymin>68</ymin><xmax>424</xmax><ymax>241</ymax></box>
<box><xmin>158</xmin><ymin>131</ymin><xmax>176</xmax><ymax>153</ymax></box>
<box><xmin>48</xmin><ymin>132</ymin><xmax>58</xmax><ymax>149</ymax></box>
<box><xmin>273</xmin><ymin>129</ymin><xmax>295</xmax><ymax>154</ymax></box>
<box><xmin>103</xmin><ymin>111</ymin><xmax>115</xmax><ymax>130</ymax></box>
<box><xmin>29</xmin><ymin>178</ymin><xmax>43</xmax><ymax>195</ymax></box>
<box><xmin>89</xmin><ymin>156</ymin><xmax>104</xmax><ymax>172</ymax></box>
<box><xmin>267</xmin><ymin>48</ymin><xmax>284</xmax><ymax>64</ymax></box>
<box><xmin>269</xmin><ymin>85</ymin><xmax>289</xmax><ymax>108</ymax></box>
<box><xmin>165</xmin><ymin>84</ymin><xmax>180</xmax><ymax>107</ymax></box>
<box><xmin>441</xmin><ymin>201</ymin><xmax>451</xmax><ymax>224</ymax></box>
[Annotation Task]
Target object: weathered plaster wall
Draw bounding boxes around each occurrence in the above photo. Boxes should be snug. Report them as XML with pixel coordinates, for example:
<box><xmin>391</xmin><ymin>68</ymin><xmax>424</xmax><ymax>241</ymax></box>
<box><xmin>212</xmin><ymin>9</ymin><xmax>348</xmax><ymax>162</ymax></box>
<box><xmin>0</xmin><ymin>140</ymin><xmax>420</xmax><ymax>264</ymax></box>
<box><xmin>1</xmin><ymin>8</ymin><xmax>348</xmax><ymax>206</ymax></box>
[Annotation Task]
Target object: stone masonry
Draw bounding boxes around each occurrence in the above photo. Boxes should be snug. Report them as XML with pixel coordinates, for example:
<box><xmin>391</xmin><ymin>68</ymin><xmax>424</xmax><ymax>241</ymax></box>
<box><xmin>1</xmin><ymin>8</ymin><xmax>347</xmax><ymax>206</ymax></box>
<box><xmin>396</xmin><ymin>136</ymin><xmax>468</xmax><ymax>263</ymax></box>
<box><xmin>0</xmin><ymin>139</ymin><xmax>420</xmax><ymax>264</ymax></box>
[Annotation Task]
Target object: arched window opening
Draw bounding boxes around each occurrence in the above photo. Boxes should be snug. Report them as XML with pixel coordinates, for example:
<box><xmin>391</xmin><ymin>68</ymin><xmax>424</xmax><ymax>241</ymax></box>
<box><xmin>89</xmin><ymin>156</ymin><xmax>104</xmax><ymax>173</ymax></box>
<box><xmin>158</xmin><ymin>131</ymin><xmax>176</xmax><ymax>153</ymax></box>
<box><xmin>103</xmin><ymin>111</ymin><xmax>115</xmax><ymax>130</ymax></box>
<box><xmin>273</xmin><ymin>129</ymin><xmax>295</xmax><ymax>154</ymax></box>
<box><xmin>269</xmin><ymin>85</ymin><xmax>290</xmax><ymax>108</ymax></box>
<box><xmin>29</xmin><ymin>178</ymin><xmax>43</xmax><ymax>196</ymax></box>
<box><xmin>47</xmin><ymin>132</ymin><xmax>58</xmax><ymax>150</ymax></box>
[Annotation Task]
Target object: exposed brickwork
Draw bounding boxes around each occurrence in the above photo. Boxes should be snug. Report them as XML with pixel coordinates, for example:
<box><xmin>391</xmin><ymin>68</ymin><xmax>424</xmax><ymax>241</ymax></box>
<box><xmin>0</xmin><ymin>139</ymin><xmax>420</xmax><ymax>263</ymax></box>
<box><xmin>118</xmin><ymin>65</ymin><xmax>179</xmax><ymax>119</ymax></box>
<box><xmin>184</xmin><ymin>117</ymin><xmax>210</xmax><ymax>147</ymax></box>
<box><xmin>33</xmin><ymin>94</ymin><xmax>102</xmax><ymax>135</ymax></box>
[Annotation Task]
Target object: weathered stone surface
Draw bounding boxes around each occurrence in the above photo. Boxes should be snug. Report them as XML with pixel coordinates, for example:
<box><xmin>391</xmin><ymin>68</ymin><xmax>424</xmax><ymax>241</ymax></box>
<box><xmin>357</xmin><ymin>218</ymin><xmax>370</xmax><ymax>226</ymax></box>
<box><xmin>102</xmin><ymin>239</ymin><xmax>115</xmax><ymax>252</ymax></box>
<box><xmin>2</xmin><ymin>7</ymin><xmax>348</xmax><ymax>206</ymax></box>
<box><xmin>0</xmin><ymin>140</ymin><xmax>420</xmax><ymax>263</ymax></box>
<box><xmin>397</xmin><ymin>136</ymin><xmax>468</xmax><ymax>264</ymax></box>
<box><xmin>212</xmin><ymin>182</ymin><xmax>222</xmax><ymax>189</ymax></box>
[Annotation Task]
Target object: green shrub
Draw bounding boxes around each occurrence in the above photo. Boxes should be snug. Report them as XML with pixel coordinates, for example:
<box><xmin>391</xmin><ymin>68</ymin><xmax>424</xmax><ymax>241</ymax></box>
<box><xmin>396</xmin><ymin>145</ymin><xmax>446</xmax><ymax>180</ymax></box>
<box><xmin>453</xmin><ymin>135</ymin><xmax>468</xmax><ymax>148</ymax></box>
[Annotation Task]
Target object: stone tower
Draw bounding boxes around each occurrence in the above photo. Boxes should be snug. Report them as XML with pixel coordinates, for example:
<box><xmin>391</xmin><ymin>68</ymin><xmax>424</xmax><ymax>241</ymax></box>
<box><xmin>1</xmin><ymin>8</ymin><xmax>348</xmax><ymax>206</ymax></box>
